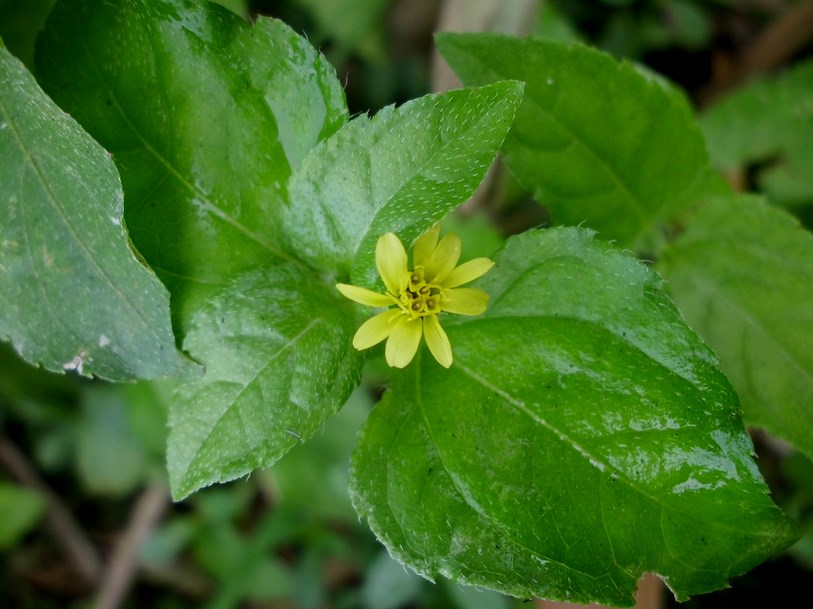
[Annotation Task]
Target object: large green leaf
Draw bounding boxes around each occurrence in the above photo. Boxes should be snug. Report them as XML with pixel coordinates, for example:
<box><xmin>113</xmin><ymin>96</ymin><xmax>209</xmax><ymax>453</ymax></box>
<box><xmin>168</xmin><ymin>264</ymin><xmax>363</xmax><ymax>499</ymax></box>
<box><xmin>436</xmin><ymin>34</ymin><xmax>720</xmax><ymax>251</ymax></box>
<box><xmin>282</xmin><ymin>81</ymin><xmax>523</xmax><ymax>287</ymax></box>
<box><xmin>351</xmin><ymin>228</ymin><xmax>796</xmax><ymax>606</ymax></box>
<box><xmin>36</xmin><ymin>0</ymin><xmax>347</xmax><ymax>298</ymax></box>
<box><xmin>700</xmin><ymin>60</ymin><xmax>813</xmax><ymax>207</ymax></box>
<box><xmin>657</xmin><ymin>195</ymin><xmax>813</xmax><ymax>460</ymax></box>
<box><xmin>0</xmin><ymin>44</ymin><xmax>184</xmax><ymax>380</ymax></box>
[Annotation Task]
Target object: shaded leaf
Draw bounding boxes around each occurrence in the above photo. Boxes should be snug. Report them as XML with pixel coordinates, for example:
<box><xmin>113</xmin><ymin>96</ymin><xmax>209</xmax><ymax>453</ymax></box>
<box><xmin>700</xmin><ymin>60</ymin><xmax>813</xmax><ymax>207</ymax></box>
<box><xmin>657</xmin><ymin>195</ymin><xmax>813</xmax><ymax>460</ymax></box>
<box><xmin>351</xmin><ymin>227</ymin><xmax>797</xmax><ymax>606</ymax></box>
<box><xmin>0</xmin><ymin>0</ymin><xmax>55</xmax><ymax>69</ymax></box>
<box><xmin>436</xmin><ymin>34</ymin><xmax>720</xmax><ymax>251</ymax></box>
<box><xmin>0</xmin><ymin>482</ymin><xmax>45</xmax><ymax>549</ymax></box>
<box><xmin>76</xmin><ymin>386</ymin><xmax>146</xmax><ymax>496</ymax></box>
<box><xmin>0</xmin><ymin>44</ymin><xmax>184</xmax><ymax>380</ymax></box>
<box><xmin>37</xmin><ymin>0</ymin><xmax>347</xmax><ymax>299</ymax></box>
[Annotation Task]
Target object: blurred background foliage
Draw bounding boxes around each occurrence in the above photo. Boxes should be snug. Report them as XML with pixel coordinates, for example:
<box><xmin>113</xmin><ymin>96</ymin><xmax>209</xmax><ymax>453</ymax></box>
<box><xmin>1</xmin><ymin>0</ymin><xmax>813</xmax><ymax>608</ymax></box>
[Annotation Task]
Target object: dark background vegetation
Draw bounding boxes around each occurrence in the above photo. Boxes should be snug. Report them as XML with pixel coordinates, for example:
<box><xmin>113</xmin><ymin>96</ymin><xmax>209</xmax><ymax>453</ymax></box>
<box><xmin>1</xmin><ymin>1</ymin><xmax>812</xmax><ymax>608</ymax></box>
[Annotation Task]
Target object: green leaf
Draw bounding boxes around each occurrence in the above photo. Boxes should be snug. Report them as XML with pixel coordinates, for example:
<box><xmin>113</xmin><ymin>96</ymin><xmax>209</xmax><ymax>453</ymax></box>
<box><xmin>282</xmin><ymin>81</ymin><xmax>524</xmax><ymax>287</ymax></box>
<box><xmin>436</xmin><ymin>34</ymin><xmax>719</xmax><ymax>251</ymax></box>
<box><xmin>167</xmin><ymin>264</ymin><xmax>363</xmax><ymax>500</ymax></box>
<box><xmin>351</xmin><ymin>227</ymin><xmax>797</xmax><ymax>606</ymax></box>
<box><xmin>657</xmin><ymin>195</ymin><xmax>813</xmax><ymax>460</ymax></box>
<box><xmin>0</xmin><ymin>0</ymin><xmax>55</xmax><ymax>69</ymax></box>
<box><xmin>36</xmin><ymin>0</ymin><xmax>347</xmax><ymax>298</ymax></box>
<box><xmin>76</xmin><ymin>386</ymin><xmax>147</xmax><ymax>496</ymax></box>
<box><xmin>362</xmin><ymin>550</ymin><xmax>423</xmax><ymax>609</ymax></box>
<box><xmin>0</xmin><ymin>482</ymin><xmax>45</xmax><ymax>549</ymax></box>
<box><xmin>0</xmin><ymin>44</ymin><xmax>184</xmax><ymax>380</ymax></box>
<box><xmin>291</xmin><ymin>0</ymin><xmax>391</xmax><ymax>58</ymax></box>
<box><xmin>700</xmin><ymin>60</ymin><xmax>813</xmax><ymax>207</ymax></box>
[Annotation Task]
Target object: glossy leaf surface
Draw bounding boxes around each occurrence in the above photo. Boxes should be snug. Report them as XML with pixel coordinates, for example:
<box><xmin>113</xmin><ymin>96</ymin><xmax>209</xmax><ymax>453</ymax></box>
<box><xmin>658</xmin><ymin>195</ymin><xmax>813</xmax><ymax>460</ymax></box>
<box><xmin>351</xmin><ymin>228</ymin><xmax>797</xmax><ymax>606</ymax></box>
<box><xmin>168</xmin><ymin>263</ymin><xmax>363</xmax><ymax>499</ymax></box>
<box><xmin>0</xmin><ymin>44</ymin><xmax>183</xmax><ymax>380</ymax></box>
<box><xmin>436</xmin><ymin>34</ymin><xmax>717</xmax><ymax>251</ymax></box>
<box><xmin>282</xmin><ymin>81</ymin><xmax>523</xmax><ymax>287</ymax></box>
<box><xmin>37</xmin><ymin>0</ymin><xmax>347</xmax><ymax>295</ymax></box>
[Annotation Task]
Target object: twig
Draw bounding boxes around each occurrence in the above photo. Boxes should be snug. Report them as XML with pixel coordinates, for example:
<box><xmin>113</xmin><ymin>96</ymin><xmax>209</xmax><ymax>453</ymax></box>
<box><xmin>701</xmin><ymin>0</ymin><xmax>813</xmax><ymax>106</ymax></box>
<box><xmin>0</xmin><ymin>435</ymin><xmax>102</xmax><ymax>585</ymax></box>
<box><xmin>91</xmin><ymin>483</ymin><xmax>170</xmax><ymax>609</ymax></box>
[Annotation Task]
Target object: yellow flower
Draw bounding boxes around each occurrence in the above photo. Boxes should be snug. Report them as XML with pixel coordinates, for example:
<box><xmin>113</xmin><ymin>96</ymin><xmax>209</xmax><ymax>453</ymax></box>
<box><xmin>336</xmin><ymin>225</ymin><xmax>495</xmax><ymax>368</ymax></box>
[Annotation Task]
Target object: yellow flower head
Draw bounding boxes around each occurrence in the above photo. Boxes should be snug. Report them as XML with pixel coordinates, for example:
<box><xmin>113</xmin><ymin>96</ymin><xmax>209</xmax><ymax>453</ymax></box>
<box><xmin>336</xmin><ymin>225</ymin><xmax>495</xmax><ymax>369</ymax></box>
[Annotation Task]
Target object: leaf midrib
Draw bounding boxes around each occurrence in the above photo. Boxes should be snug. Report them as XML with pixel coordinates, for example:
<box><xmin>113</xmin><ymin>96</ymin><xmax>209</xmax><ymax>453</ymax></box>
<box><xmin>76</xmin><ymin>19</ymin><xmax>297</xmax><ymax>268</ymax></box>
<box><xmin>455</xmin><ymin>39</ymin><xmax>706</xmax><ymax>249</ymax></box>
<box><xmin>409</xmin><ymin>358</ymin><xmax>628</xmax><ymax>586</ymax></box>
<box><xmin>666</xmin><ymin>264</ymin><xmax>813</xmax><ymax>397</ymax></box>
<box><xmin>451</xmin><ymin>358</ymin><xmax>776</xmax><ymax>540</ymax></box>
<box><xmin>352</xmin><ymin>87</ymin><xmax>515</xmax><ymax>259</ymax></box>
<box><xmin>182</xmin><ymin>317</ymin><xmax>324</xmax><ymax>486</ymax></box>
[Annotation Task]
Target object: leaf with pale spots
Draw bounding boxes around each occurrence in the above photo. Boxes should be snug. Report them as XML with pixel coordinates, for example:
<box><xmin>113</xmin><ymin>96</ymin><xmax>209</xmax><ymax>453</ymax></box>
<box><xmin>167</xmin><ymin>263</ymin><xmax>363</xmax><ymax>500</ymax></box>
<box><xmin>350</xmin><ymin>227</ymin><xmax>797</xmax><ymax>607</ymax></box>
<box><xmin>282</xmin><ymin>81</ymin><xmax>523</xmax><ymax>288</ymax></box>
<box><xmin>0</xmin><ymin>44</ymin><xmax>184</xmax><ymax>380</ymax></box>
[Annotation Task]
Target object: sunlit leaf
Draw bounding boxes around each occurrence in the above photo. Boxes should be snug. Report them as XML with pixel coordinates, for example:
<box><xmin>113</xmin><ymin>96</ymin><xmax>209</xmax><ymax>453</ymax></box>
<box><xmin>283</xmin><ymin>81</ymin><xmax>523</xmax><ymax>288</ymax></box>
<box><xmin>351</xmin><ymin>227</ymin><xmax>797</xmax><ymax>606</ymax></box>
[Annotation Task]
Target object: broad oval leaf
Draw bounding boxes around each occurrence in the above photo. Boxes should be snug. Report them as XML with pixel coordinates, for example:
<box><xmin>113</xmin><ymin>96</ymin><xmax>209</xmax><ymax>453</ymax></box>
<box><xmin>657</xmin><ymin>195</ymin><xmax>813</xmax><ymax>460</ymax></box>
<box><xmin>282</xmin><ymin>81</ymin><xmax>523</xmax><ymax>287</ymax></box>
<box><xmin>436</xmin><ymin>34</ymin><xmax>721</xmax><ymax>252</ymax></box>
<box><xmin>168</xmin><ymin>263</ymin><xmax>363</xmax><ymax>500</ymax></box>
<box><xmin>0</xmin><ymin>44</ymin><xmax>184</xmax><ymax>380</ymax></box>
<box><xmin>351</xmin><ymin>228</ymin><xmax>797</xmax><ymax>606</ymax></box>
<box><xmin>37</xmin><ymin>0</ymin><xmax>347</xmax><ymax>293</ymax></box>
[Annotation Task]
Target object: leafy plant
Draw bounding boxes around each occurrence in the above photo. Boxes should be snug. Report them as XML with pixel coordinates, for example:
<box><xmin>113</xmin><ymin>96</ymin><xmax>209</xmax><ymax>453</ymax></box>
<box><xmin>1</xmin><ymin>0</ymin><xmax>810</xmax><ymax>607</ymax></box>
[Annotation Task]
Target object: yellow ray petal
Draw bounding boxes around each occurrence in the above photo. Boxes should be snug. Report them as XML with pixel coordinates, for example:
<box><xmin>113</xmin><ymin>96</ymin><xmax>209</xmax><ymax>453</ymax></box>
<box><xmin>376</xmin><ymin>233</ymin><xmax>409</xmax><ymax>296</ymax></box>
<box><xmin>441</xmin><ymin>288</ymin><xmax>489</xmax><ymax>316</ymax></box>
<box><xmin>336</xmin><ymin>283</ymin><xmax>394</xmax><ymax>307</ymax></box>
<box><xmin>413</xmin><ymin>224</ymin><xmax>440</xmax><ymax>267</ymax></box>
<box><xmin>423</xmin><ymin>233</ymin><xmax>461</xmax><ymax>284</ymax></box>
<box><xmin>385</xmin><ymin>316</ymin><xmax>422</xmax><ymax>368</ymax></box>
<box><xmin>353</xmin><ymin>309</ymin><xmax>402</xmax><ymax>350</ymax></box>
<box><xmin>423</xmin><ymin>315</ymin><xmax>452</xmax><ymax>368</ymax></box>
<box><xmin>442</xmin><ymin>257</ymin><xmax>495</xmax><ymax>288</ymax></box>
